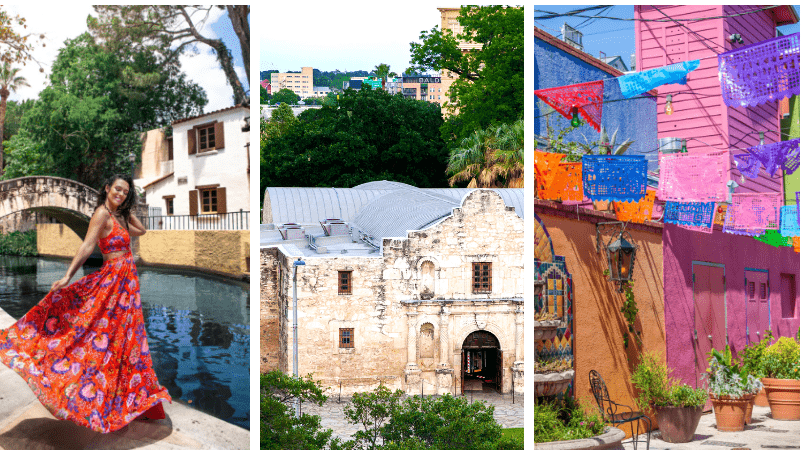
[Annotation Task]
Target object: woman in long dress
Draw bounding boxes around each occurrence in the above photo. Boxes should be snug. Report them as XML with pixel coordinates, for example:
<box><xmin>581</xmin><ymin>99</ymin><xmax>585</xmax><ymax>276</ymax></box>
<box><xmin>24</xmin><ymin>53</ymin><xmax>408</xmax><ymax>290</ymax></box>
<box><xmin>0</xmin><ymin>175</ymin><xmax>171</xmax><ymax>433</ymax></box>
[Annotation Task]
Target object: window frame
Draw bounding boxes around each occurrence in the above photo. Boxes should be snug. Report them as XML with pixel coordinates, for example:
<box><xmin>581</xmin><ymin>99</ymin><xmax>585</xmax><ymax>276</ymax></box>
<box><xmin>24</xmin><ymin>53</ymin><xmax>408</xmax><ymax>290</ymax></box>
<box><xmin>163</xmin><ymin>195</ymin><xmax>175</xmax><ymax>216</ymax></box>
<box><xmin>338</xmin><ymin>270</ymin><xmax>352</xmax><ymax>295</ymax></box>
<box><xmin>197</xmin><ymin>123</ymin><xmax>217</xmax><ymax>152</ymax></box>
<box><xmin>339</xmin><ymin>328</ymin><xmax>354</xmax><ymax>348</ymax></box>
<box><xmin>199</xmin><ymin>187</ymin><xmax>218</xmax><ymax>214</ymax></box>
<box><xmin>472</xmin><ymin>262</ymin><xmax>492</xmax><ymax>294</ymax></box>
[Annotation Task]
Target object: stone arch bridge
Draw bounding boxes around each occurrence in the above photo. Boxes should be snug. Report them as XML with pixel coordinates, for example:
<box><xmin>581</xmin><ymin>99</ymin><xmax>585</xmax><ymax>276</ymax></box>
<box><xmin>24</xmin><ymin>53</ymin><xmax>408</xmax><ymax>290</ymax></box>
<box><xmin>0</xmin><ymin>177</ymin><xmax>101</xmax><ymax>239</ymax></box>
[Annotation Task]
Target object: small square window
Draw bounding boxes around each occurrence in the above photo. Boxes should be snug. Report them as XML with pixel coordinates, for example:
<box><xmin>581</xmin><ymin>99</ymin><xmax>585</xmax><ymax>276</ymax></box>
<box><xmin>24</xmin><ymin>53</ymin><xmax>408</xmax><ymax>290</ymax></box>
<box><xmin>472</xmin><ymin>262</ymin><xmax>492</xmax><ymax>293</ymax></box>
<box><xmin>198</xmin><ymin>124</ymin><xmax>216</xmax><ymax>152</ymax></box>
<box><xmin>339</xmin><ymin>328</ymin><xmax>354</xmax><ymax>348</ymax></box>
<box><xmin>338</xmin><ymin>271</ymin><xmax>352</xmax><ymax>294</ymax></box>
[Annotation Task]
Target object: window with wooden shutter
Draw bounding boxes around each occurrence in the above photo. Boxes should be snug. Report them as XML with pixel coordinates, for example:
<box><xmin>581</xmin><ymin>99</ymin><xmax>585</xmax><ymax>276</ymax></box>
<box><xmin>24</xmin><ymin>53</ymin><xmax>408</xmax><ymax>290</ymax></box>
<box><xmin>216</xmin><ymin>187</ymin><xmax>227</xmax><ymax>213</ymax></box>
<box><xmin>200</xmin><ymin>187</ymin><xmax>218</xmax><ymax>214</ymax></box>
<box><xmin>214</xmin><ymin>121</ymin><xmax>225</xmax><ymax>149</ymax></box>
<box><xmin>189</xmin><ymin>190</ymin><xmax>198</xmax><ymax>215</ymax></box>
<box><xmin>187</xmin><ymin>129</ymin><xmax>196</xmax><ymax>155</ymax></box>
<box><xmin>198</xmin><ymin>124</ymin><xmax>216</xmax><ymax>152</ymax></box>
<box><xmin>472</xmin><ymin>262</ymin><xmax>492</xmax><ymax>293</ymax></box>
<box><xmin>339</xmin><ymin>328</ymin><xmax>354</xmax><ymax>348</ymax></box>
<box><xmin>338</xmin><ymin>271</ymin><xmax>352</xmax><ymax>295</ymax></box>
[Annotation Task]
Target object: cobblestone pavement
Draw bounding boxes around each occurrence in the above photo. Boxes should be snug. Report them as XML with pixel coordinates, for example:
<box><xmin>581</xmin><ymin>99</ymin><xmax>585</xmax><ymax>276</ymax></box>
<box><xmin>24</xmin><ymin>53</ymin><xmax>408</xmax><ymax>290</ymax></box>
<box><xmin>618</xmin><ymin>405</ymin><xmax>800</xmax><ymax>450</ymax></box>
<box><xmin>302</xmin><ymin>390</ymin><xmax>524</xmax><ymax>441</ymax></box>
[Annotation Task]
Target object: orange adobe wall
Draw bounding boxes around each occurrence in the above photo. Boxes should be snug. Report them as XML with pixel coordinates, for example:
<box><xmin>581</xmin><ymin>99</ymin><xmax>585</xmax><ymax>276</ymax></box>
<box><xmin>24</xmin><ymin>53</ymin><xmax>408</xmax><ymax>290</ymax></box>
<box><xmin>536</xmin><ymin>201</ymin><xmax>665</xmax><ymax>435</ymax></box>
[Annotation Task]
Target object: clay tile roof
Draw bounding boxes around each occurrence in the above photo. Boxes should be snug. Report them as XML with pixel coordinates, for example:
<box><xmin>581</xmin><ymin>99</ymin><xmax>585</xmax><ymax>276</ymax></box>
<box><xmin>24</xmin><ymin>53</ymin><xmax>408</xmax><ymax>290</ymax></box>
<box><xmin>172</xmin><ymin>104</ymin><xmax>249</xmax><ymax>126</ymax></box>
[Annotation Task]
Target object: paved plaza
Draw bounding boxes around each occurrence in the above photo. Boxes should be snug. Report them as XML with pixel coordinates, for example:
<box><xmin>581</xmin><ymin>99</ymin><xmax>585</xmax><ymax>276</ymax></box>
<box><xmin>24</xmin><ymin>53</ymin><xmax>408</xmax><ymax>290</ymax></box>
<box><xmin>619</xmin><ymin>405</ymin><xmax>799</xmax><ymax>450</ymax></box>
<box><xmin>303</xmin><ymin>389</ymin><xmax>525</xmax><ymax>441</ymax></box>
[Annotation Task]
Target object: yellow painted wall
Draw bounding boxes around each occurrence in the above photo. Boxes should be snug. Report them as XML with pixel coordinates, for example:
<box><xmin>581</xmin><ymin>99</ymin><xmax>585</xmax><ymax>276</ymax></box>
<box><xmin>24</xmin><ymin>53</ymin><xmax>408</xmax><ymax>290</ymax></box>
<box><xmin>37</xmin><ymin>224</ymin><xmax>249</xmax><ymax>279</ymax></box>
<box><xmin>36</xmin><ymin>223</ymin><xmax>83</xmax><ymax>258</ymax></box>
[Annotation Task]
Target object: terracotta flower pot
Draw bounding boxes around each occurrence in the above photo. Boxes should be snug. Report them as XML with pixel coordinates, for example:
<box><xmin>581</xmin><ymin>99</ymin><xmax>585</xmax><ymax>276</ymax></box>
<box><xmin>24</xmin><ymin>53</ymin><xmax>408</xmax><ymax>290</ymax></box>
<box><xmin>753</xmin><ymin>386</ymin><xmax>769</xmax><ymax>407</ymax></box>
<box><xmin>762</xmin><ymin>377</ymin><xmax>800</xmax><ymax>420</ymax></box>
<box><xmin>710</xmin><ymin>394</ymin><xmax>751</xmax><ymax>432</ymax></box>
<box><xmin>653</xmin><ymin>405</ymin><xmax>702</xmax><ymax>443</ymax></box>
<box><xmin>744</xmin><ymin>395</ymin><xmax>754</xmax><ymax>425</ymax></box>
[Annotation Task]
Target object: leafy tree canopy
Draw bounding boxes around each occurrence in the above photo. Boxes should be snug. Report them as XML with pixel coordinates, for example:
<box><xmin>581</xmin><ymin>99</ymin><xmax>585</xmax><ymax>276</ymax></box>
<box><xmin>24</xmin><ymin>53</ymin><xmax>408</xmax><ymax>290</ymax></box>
<box><xmin>3</xmin><ymin>33</ymin><xmax>206</xmax><ymax>187</ymax></box>
<box><xmin>261</xmin><ymin>84</ymin><xmax>449</xmax><ymax>196</ymax></box>
<box><xmin>269</xmin><ymin>88</ymin><xmax>301</xmax><ymax>106</ymax></box>
<box><xmin>409</xmin><ymin>6</ymin><xmax>523</xmax><ymax>144</ymax></box>
<box><xmin>88</xmin><ymin>5</ymin><xmax>249</xmax><ymax>106</ymax></box>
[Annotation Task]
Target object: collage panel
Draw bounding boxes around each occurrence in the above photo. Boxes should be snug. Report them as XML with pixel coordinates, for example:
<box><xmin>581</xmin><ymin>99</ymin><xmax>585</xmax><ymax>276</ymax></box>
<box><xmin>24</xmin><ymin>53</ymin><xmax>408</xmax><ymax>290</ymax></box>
<box><xmin>259</xmin><ymin>5</ymin><xmax>526</xmax><ymax>450</ymax></box>
<box><xmin>0</xmin><ymin>5</ymin><xmax>250</xmax><ymax>449</ymax></box>
<box><xmin>533</xmin><ymin>4</ymin><xmax>800</xmax><ymax>450</ymax></box>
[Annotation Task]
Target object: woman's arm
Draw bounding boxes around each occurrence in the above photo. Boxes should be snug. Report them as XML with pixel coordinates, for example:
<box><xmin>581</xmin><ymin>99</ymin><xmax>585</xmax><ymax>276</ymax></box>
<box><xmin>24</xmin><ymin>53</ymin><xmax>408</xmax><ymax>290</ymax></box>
<box><xmin>128</xmin><ymin>213</ymin><xmax>147</xmax><ymax>237</ymax></box>
<box><xmin>50</xmin><ymin>208</ymin><xmax>110</xmax><ymax>292</ymax></box>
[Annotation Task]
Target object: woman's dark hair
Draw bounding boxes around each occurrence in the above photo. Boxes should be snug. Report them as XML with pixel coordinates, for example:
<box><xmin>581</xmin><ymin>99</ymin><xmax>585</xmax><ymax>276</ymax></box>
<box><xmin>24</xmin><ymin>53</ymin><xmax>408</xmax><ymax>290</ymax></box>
<box><xmin>96</xmin><ymin>174</ymin><xmax>136</xmax><ymax>228</ymax></box>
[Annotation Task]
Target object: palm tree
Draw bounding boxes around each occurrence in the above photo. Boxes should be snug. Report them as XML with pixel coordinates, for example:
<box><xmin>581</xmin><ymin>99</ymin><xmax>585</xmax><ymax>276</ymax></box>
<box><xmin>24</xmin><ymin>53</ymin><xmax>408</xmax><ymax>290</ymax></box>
<box><xmin>447</xmin><ymin>119</ymin><xmax>524</xmax><ymax>188</ymax></box>
<box><xmin>0</xmin><ymin>63</ymin><xmax>29</xmax><ymax>173</ymax></box>
<box><xmin>373</xmin><ymin>63</ymin><xmax>396</xmax><ymax>90</ymax></box>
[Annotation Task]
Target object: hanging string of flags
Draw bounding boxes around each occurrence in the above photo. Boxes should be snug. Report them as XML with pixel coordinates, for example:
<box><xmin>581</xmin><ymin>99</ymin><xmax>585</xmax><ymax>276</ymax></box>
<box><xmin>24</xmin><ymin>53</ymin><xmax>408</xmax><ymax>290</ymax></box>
<box><xmin>534</xmin><ymin>80</ymin><xmax>604</xmax><ymax>132</ymax></box>
<box><xmin>718</xmin><ymin>32</ymin><xmax>800</xmax><ymax>108</ymax></box>
<box><xmin>618</xmin><ymin>59</ymin><xmax>700</xmax><ymax>99</ymax></box>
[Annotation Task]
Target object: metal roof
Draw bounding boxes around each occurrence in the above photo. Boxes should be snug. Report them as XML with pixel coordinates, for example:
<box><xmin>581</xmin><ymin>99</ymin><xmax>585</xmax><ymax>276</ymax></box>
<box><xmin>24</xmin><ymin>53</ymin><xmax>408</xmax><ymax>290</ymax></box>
<box><xmin>263</xmin><ymin>182</ymin><xmax>524</xmax><ymax>247</ymax></box>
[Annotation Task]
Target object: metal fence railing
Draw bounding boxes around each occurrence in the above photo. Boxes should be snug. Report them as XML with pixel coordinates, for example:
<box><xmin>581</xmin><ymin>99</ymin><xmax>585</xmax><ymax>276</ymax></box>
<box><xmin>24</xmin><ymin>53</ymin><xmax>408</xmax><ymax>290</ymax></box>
<box><xmin>138</xmin><ymin>210</ymin><xmax>249</xmax><ymax>231</ymax></box>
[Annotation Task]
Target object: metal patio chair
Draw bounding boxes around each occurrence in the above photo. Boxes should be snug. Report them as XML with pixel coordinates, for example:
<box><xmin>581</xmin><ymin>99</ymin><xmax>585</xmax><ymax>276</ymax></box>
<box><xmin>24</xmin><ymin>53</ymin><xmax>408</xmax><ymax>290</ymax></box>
<box><xmin>589</xmin><ymin>369</ymin><xmax>651</xmax><ymax>450</ymax></box>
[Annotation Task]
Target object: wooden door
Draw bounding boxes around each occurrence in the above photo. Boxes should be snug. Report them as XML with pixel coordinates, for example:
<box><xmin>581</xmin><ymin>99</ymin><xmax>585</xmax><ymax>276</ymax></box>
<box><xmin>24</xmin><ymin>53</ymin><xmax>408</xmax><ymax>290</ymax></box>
<box><xmin>745</xmin><ymin>269</ymin><xmax>770</xmax><ymax>344</ymax></box>
<box><xmin>693</xmin><ymin>263</ymin><xmax>726</xmax><ymax>397</ymax></box>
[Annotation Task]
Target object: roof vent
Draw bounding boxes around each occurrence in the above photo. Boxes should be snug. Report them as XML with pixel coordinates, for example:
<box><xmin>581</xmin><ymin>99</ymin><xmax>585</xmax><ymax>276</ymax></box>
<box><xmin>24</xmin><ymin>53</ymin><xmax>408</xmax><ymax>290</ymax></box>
<box><xmin>321</xmin><ymin>219</ymin><xmax>350</xmax><ymax>236</ymax></box>
<box><xmin>279</xmin><ymin>223</ymin><xmax>305</xmax><ymax>240</ymax></box>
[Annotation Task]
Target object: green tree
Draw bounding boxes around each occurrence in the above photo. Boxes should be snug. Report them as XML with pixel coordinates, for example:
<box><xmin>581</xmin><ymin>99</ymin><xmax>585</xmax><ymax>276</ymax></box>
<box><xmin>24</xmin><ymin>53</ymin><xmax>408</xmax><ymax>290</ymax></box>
<box><xmin>261</xmin><ymin>371</ymin><xmax>342</xmax><ymax>450</ymax></box>
<box><xmin>409</xmin><ymin>6</ymin><xmax>523</xmax><ymax>143</ymax></box>
<box><xmin>260</xmin><ymin>84</ymin><xmax>448</xmax><ymax>196</ymax></box>
<box><xmin>260</xmin><ymin>86</ymin><xmax>270</xmax><ymax>104</ymax></box>
<box><xmin>2</xmin><ymin>99</ymin><xmax>34</xmax><ymax>142</ymax></box>
<box><xmin>343</xmin><ymin>385</ymin><xmax>403</xmax><ymax>450</ymax></box>
<box><xmin>447</xmin><ymin>119</ymin><xmax>524</xmax><ymax>188</ymax></box>
<box><xmin>261</xmin><ymin>103</ymin><xmax>299</xmax><ymax>142</ymax></box>
<box><xmin>0</xmin><ymin>63</ymin><xmax>29</xmax><ymax>172</ymax></box>
<box><xmin>3</xmin><ymin>33</ymin><xmax>206</xmax><ymax>186</ymax></box>
<box><xmin>373</xmin><ymin>63</ymin><xmax>396</xmax><ymax>90</ymax></box>
<box><xmin>270</xmin><ymin>88</ymin><xmax>301</xmax><ymax>106</ymax></box>
<box><xmin>88</xmin><ymin>5</ymin><xmax>249</xmax><ymax>105</ymax></box>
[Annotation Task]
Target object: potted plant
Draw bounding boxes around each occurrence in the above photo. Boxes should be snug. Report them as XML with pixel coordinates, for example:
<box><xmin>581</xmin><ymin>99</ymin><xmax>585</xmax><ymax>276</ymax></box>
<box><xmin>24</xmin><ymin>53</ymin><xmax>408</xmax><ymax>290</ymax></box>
<box><xmin>759</xmin><ymin>336</ymin><xmax>800</xmax><ymax>420</ymax></box>
<box><xmin>705</xmin><ymin>347</ymin><xmax>762</xmax><ymax>432</ymax></box>
<box><xmin>630</xmin><ymin>352</ymin><xmax>708</xmax><ymax>443</ymax></box>
<box><xmin>535</xmin><ymin>393</ymin><xmax>624</xmax><ymax>450</ymax></box>
<box><xmin>741</xmin><ymin>332</ymin><xmax>772</xmax><ymax>409</ymax></box>
<box><xmin>534</xmin><ymin>358</ymin><xmax>574</xmax><ymax>398</ymax></box>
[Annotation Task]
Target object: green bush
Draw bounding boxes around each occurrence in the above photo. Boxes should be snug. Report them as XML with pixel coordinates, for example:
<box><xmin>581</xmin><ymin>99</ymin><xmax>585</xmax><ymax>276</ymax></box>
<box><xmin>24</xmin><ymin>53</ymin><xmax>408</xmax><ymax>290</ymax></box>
<box><xmin>630</xmin><ymin>352</ymin><xmax>707</xmax><ymax>410</ymax></box>
<box><xmin>706</xmin><ymin>346</ymin><xmax>762</xmax><ymax>398</ymax></box>
<box><xmin>534</xmin><ymin>395</ymin><xmax>605</xmax><ymax>443</ymax></box>
<box><xmin>741</xmin><ymin>331</ymin><xmax>773</xmax><ymax>378</ymax></box>
<box><xmin>760</xmin><ymin>337</ymin><xmax>800</xmax><ymax>380</ymax></box>
<box><xmin>0</xmin><ymin>230</ymin><xmax>37</xmax><ymax>256</ymax></box>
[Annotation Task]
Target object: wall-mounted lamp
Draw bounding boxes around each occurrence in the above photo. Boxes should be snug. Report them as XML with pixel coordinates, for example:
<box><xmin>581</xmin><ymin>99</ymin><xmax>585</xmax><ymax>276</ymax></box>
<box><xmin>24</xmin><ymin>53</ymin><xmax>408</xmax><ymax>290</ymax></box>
<box><xmin>596</xmin><ymin>222</ymin><xmax>637</xmax><ymax>292</ymax></box>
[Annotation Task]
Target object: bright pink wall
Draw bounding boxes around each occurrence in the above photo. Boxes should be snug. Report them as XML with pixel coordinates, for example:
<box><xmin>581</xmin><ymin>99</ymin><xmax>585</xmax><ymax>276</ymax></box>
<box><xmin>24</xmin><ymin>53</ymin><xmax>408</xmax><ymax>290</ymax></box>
<box><xmin>663</xmin><ymin>223</ymin><xmax>800</xmax><ymax>387</ymax></box>
<box><xmin>635</xmin><ymin>5</ymin><xmax>783</xmax><ymax>196</ymax></box>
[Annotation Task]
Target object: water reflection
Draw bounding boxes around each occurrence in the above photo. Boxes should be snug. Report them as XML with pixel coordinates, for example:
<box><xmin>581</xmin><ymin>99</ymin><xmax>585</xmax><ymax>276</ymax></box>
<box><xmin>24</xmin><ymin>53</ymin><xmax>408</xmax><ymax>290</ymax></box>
<box><xmin>0</xmin><ymin>255</ymin><xmax>249</xmax><ymax>430</ymax></box>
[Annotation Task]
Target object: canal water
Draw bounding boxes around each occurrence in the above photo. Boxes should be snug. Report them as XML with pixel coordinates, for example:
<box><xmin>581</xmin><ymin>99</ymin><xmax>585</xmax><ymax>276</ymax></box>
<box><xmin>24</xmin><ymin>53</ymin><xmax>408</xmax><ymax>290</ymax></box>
<box><xmin>0</xmin><ymin>255</ymin><xmax>249</xmax><ymax>430</ymax></box>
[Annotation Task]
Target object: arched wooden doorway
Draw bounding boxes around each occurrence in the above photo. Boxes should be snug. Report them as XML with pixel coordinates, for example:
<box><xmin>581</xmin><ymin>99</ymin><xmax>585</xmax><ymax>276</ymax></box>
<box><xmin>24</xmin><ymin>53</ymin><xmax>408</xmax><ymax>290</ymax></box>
<box><xmin>461</xmin><ymin>330</ymin><xmax>501</xmax><ymax>394</ymax></box>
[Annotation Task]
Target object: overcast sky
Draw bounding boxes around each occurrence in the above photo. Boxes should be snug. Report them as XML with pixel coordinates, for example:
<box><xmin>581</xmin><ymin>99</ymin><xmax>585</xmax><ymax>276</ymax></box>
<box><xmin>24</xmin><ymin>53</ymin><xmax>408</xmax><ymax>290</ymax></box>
<box><xmin>5</xmin><ymin>5</ymin><xmax>248</xmax><ymax>113</ymax></box>
<box><xmin>259</xmin><ymin>4</ymin><xmax>446</xmax><ymax>75</ymax></box>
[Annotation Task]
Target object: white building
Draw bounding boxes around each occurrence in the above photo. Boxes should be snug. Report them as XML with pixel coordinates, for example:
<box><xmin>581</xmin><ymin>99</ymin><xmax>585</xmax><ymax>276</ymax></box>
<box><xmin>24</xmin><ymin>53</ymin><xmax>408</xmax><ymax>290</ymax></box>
<box><xmin>135</xmin><ymin>105</ymin><xmax>250</xmax><ymax>229</ymax></box>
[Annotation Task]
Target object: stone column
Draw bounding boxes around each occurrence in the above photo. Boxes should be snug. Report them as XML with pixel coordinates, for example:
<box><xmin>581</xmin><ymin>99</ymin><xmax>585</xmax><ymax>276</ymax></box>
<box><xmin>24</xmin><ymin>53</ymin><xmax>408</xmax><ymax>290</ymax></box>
<box><xmin>404</xmin><ymin>311</ymin><xmax>421</xmax><ymax>394</ymax></box>
<box><xmin>435</xmin><ymin>305</ymin><xmax>453</xmax><ymax>394</ymax></box>
<box><xmin>511</xmin><ymin>303</ymin><xmax>525</xmax><ymax>394</ymax></box>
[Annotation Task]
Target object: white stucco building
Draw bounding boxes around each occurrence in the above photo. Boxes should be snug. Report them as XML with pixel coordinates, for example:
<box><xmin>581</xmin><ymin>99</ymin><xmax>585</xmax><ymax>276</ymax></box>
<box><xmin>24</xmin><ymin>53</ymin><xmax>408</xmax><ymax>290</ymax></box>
<box><xmin>135</xmin><ymin>105</ymin><xmax>250</xmax><ymax>229</ymax></box>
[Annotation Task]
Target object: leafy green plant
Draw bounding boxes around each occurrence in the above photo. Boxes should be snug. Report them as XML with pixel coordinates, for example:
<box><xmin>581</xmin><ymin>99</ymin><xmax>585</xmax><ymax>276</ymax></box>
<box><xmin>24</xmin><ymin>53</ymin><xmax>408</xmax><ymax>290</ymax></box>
<box><xmin>535</xmin><ymin>358</ymin><xmax>572</xmax><ymax>373</ymax></box>
<box><xmin>760</xmin><ymin>336</ymin><xmax>800</xmax><ymax>380</ymax></box>
<box><xmin>705</xmin><ymin>346</ymin><xmax>762</xmax><ymax>398</ymax></box>
<box><xmin>620</xmin><ymin>281</ymin><xmax>642</xmax><ymax>348</ymax></box>
<box><xmin>534</xmin><ymin>394</ymin><xmax>606</xmax><ymax>443</ymax></box>
<box><xmin>630</xmin><ymin>352</ymin><xmax>707</xmax><ymax>411</ymax></box>
<box><xmin>0</xmin><ymin>230</ymin><xmax>37</xmax><ymax>256</ymax></box>
<box><xmin>740</xmin><ymin>330</ymin><xmax>773</xmax><ymax>378</ymax></box>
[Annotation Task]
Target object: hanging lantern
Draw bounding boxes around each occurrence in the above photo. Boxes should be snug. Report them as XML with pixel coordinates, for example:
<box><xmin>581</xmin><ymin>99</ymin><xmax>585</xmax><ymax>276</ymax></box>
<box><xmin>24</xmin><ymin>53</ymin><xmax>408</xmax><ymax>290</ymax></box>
<box><xmin>665</xmin><ymin>95</ymin><xmax>674</xmax><ymax>115</ymax></box>
<box><xmin>597</xmin><ymin>222</ymin><xmax>638</xmax><ymax>292</ymax></box>
<box><xmin>681</xmin><ymin>139</ymin><xmax>688</xmax><ymax>153</ymax></box>
<box><xmin>570</xmin><ymin>106</ymin><xmax>581</xmax><ymax>128</ymax></box>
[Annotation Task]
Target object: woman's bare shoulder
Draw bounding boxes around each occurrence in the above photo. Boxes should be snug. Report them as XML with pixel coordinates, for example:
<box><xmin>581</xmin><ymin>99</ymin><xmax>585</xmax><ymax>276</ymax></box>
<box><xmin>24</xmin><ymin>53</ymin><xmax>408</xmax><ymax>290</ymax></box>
<box><xmin>91</xmin><ymin>206</ymin><xmax>111</xmax><ymax>222</ymax></box>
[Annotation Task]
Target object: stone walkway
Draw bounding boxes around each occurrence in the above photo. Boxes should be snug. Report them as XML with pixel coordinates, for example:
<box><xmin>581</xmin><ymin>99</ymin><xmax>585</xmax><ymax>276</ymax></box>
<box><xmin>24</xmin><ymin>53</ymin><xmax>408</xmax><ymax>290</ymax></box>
<box><xmin>303</xmin><ymin>389</ymin><xmax>524</xmax><ymax>441</ymax></box>
<box><xmin>618</xmin><ymin>405</ymin><xmax>800</xmax><ymax>450</ymax></box>
<box><xmin>0</xmin><ymin>308</ymin><xmax>249</xmax><ymax>450</ymax></box>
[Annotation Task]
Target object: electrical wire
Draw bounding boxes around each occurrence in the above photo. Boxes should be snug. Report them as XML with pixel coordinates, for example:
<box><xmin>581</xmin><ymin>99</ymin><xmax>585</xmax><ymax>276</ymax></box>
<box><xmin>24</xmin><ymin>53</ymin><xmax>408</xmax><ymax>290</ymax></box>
<box><xmin>651</xmin><ymin>6</ymin><xmax>722</xmax><ymax>55</ymax></box>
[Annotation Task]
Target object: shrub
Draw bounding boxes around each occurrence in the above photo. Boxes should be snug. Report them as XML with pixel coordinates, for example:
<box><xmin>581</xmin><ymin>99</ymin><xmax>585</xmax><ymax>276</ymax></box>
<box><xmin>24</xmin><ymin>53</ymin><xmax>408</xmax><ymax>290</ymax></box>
<box><xmin>534</xmin><ymin>395</ymin><xmax>606</xmax><ymax>443</ymax></box>
<box><xmin>0</xmin><ymin>230</ymin><xmax>37</xmax><ymax>256</ymax></box>
<box><xmin>760</xmin><ymin>337</ymin><xmax>800</xmax><ymax>380</ymax></box>
<box><xmin>740</xmin><ymin>331</ymin><xmax>773</xmax><ymax>378</ymax></box>
<box><xmin>705</xmin><ymin>347</ymin><xmax>762</xmax><ymax>398</ymax></box>
<box><xmin>630</xmin><ymin>352</ymin><xmax>707</xmax><ymax>410</ymax></box>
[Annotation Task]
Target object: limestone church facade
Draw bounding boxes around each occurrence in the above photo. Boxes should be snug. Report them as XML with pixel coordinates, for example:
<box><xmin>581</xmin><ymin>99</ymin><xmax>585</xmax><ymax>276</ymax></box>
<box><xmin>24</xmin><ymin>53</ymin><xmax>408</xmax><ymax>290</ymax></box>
<box><xmin>261</xmin><ymin>182</ymin><xmax>524</xmax><ymax>396</ymax></box>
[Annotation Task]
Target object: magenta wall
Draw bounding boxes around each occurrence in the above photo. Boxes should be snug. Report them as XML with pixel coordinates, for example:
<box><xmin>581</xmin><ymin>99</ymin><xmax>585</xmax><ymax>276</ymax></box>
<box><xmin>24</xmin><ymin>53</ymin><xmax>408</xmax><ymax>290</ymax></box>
<box><xmin>663</xmin><ymin>223</ymin><xmax>800</xmax><ymax>387</ymax></box>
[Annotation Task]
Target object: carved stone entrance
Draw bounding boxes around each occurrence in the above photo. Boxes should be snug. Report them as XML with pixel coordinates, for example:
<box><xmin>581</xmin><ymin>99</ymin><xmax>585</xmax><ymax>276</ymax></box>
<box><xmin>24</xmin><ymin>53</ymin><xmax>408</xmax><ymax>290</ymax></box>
<box><xmin>461</xmin><ymin>330</ymin><xmax>502</xmax><ymax>393</ymax></box>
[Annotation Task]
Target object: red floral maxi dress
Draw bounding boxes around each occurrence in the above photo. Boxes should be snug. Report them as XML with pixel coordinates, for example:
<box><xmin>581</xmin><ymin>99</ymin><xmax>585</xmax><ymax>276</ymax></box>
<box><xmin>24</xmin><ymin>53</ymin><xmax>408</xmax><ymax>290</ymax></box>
<box><xmin>0</xmin><ymin>216</ymin><xmax>171</xmax><ymax>433</ymax></box>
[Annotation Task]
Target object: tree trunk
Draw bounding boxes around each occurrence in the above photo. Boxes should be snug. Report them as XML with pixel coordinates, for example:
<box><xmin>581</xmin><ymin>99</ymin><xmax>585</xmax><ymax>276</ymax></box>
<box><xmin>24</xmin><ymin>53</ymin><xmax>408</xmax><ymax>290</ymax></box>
<box><xmin>226</xmin><ymin>6</ymin><xmax>250</xmax><ymax>84</ymax></box>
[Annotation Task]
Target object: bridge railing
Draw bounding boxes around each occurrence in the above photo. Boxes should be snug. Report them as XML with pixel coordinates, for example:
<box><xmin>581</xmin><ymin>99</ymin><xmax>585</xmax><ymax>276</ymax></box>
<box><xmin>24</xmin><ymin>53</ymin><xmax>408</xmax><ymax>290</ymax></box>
<box><xmin>138</xmin><ymin>210</ymin><xmax>249</xmax><ymax>231</ymax></box>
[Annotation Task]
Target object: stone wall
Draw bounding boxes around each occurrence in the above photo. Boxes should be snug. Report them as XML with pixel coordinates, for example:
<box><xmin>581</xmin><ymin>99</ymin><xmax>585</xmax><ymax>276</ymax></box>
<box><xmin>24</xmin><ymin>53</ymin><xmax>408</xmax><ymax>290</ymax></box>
<box><xmin>260</xmin><ymin>247</ymin><xmax>282</xmax><ymax>372</ymax></box>
<box><xmin>37</xmin><ymin>224</ymin><xmax>249</xmax><ymax>279</ymax></box>
<box><xmin>268</xmin><ymin>190</ymin><xmax>524</xmax><ymax>396</ymax></box>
